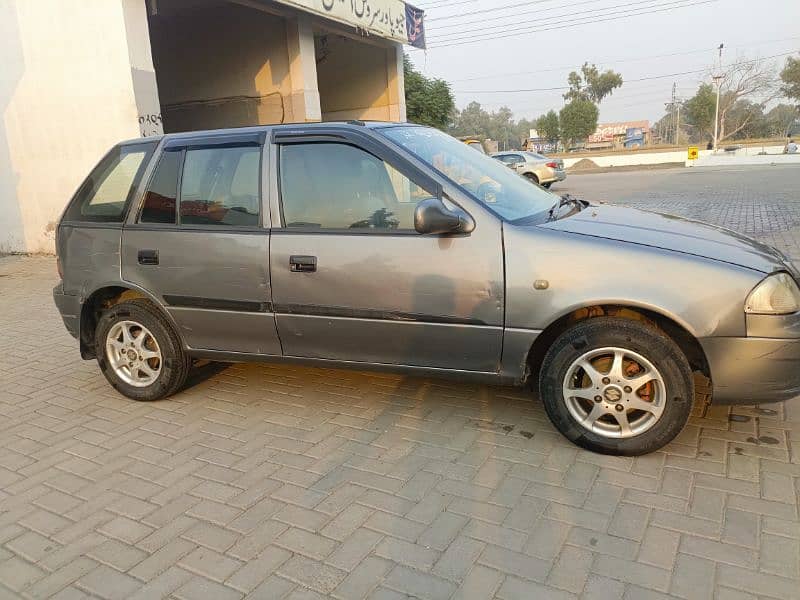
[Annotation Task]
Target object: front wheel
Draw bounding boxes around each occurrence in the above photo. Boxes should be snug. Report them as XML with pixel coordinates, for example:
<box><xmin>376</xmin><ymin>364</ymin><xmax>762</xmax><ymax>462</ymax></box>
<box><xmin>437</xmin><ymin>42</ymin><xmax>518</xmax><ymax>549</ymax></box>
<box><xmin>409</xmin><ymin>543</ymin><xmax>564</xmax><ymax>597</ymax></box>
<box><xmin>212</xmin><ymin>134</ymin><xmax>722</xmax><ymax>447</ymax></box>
<box><xmin>539</xmin><ymin>317</ymin><xmax>693</xmax><ymax>455</ymax></box>
<box><xmin>95</xmin><ymin>299</ymin><xmax>190</xmax><ymax>401</ymax></box>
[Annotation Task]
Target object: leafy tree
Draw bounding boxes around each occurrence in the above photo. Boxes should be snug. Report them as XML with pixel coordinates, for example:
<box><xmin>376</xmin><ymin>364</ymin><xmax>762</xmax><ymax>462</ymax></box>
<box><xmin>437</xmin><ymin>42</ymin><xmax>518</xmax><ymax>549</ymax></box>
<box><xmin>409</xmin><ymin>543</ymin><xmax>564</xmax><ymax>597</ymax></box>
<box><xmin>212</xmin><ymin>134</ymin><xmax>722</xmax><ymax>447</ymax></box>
<box><xmin>726</xmin><ymin>100</ymin><xmax>768</xmax><ymax>139</ymax></box>
<box><xmin>559</xmin><ymin>98</ymin><xmax>598</xmax><ymax>146</ymax></box>
<box><xmin>536</xmin><ymin>110</ymin><xmax>560</xmax><ymax>143</ymax></box>
<box><xmin>514</xmin><ymin>117</ymin><xmax>535</xmax><ymax>147</ymax></box>
<box><xmin>780</xmin><ymin>56</ymin><xmax>800</xmax><ymax>105</ymax></box>
<box><xmin>403</xmin><ymin>55</ymin><xmax>455</xmax><ymax>130</ymax></box>
<box><xmin>564</xmin><ymin>63</ymin><xmax>623</xmax><ymax>103</ymax></box>
<box><xmin>683</xmin><ymin>83</ymin><xmax>717</xmax><ymax>141</ymax></box>
<box><xmin>489</xmin><ymin>106</ymin><xmax>515</xmax><ymax>150</ymax></box>
<box><xmin>450</xmin><ymin>101</ymin><xmax>491</xmax><ymax>138</ymax></box>
<box><xmin>765</xmin><ymin>104</ymin><xmax>799</xmax><ymax>137</ymax></box>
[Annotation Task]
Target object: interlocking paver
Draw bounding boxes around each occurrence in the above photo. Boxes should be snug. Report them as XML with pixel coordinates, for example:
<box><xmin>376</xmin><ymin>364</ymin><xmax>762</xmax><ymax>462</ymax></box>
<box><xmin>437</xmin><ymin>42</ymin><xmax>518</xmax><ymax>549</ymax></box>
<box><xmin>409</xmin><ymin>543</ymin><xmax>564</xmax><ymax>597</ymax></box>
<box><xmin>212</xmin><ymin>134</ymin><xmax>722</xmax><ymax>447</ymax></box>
<box><xmin>2</xmin><ymin>167</ymin><xmax>800</xmax><ymax>599</ymax></box>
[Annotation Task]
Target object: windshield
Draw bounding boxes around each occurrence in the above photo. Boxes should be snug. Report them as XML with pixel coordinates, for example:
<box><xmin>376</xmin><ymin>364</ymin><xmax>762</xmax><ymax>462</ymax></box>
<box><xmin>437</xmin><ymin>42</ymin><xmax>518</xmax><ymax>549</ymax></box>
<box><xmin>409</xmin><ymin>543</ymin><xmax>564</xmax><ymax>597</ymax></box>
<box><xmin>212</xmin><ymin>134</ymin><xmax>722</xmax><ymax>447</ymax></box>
<box><xmin>380</xmin><ymin>126</ymin><xmax>557</xmax><ymax>222</ymax></box>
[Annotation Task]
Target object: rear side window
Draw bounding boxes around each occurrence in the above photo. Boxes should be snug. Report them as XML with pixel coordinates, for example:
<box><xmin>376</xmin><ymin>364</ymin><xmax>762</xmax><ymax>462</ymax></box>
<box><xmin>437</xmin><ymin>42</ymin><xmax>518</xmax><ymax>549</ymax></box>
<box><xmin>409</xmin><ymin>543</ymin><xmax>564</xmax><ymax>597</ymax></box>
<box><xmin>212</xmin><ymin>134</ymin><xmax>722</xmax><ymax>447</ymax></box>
<box><xmin>64</xmin><ymin>143</ymin><xmax>155</xmax><ymax>223</ymax></box>
<box><xmin>180</xmin><ymin>146</ymin><xmax>260</xmax><ymax>226</ymax></box>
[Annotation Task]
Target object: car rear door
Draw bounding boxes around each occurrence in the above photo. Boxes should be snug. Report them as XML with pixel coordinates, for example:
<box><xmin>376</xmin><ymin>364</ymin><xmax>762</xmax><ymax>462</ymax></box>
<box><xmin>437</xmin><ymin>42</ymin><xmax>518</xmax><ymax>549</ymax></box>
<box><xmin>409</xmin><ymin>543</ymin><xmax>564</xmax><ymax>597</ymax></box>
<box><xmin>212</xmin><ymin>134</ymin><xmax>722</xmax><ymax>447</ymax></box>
<box><xmin>121</xmin><ymin>131</ymin><xmax>281</xmax><ymax>355</ymax></box>
<box><xmin>268</xmin><ymin>128</ymin><xmax>504</xmax><ymax>372</ymax></box>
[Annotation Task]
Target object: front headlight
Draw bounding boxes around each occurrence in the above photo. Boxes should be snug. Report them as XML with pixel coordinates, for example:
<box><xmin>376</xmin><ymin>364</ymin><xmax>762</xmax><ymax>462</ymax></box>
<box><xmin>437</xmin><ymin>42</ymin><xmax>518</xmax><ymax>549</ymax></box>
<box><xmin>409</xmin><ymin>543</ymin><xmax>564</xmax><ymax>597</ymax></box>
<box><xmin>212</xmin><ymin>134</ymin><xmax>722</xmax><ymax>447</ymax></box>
<box><xmin>745</xmin><ymin>273</ymin><xmax>800</xmax><ymax>315</ymax></box>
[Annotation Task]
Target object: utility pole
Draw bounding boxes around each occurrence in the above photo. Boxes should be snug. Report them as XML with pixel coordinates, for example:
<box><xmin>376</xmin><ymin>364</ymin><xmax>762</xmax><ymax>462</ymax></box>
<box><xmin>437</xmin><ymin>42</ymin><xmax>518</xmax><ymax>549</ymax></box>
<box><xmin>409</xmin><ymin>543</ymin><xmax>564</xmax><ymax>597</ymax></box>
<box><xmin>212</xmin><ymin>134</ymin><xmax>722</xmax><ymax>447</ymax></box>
<box><xmin>671</xmin><ymin>81</ymin><xmax>678</xmax><ymax>146</ymax></box>
<box><xmin>712</xmin><ymin>43</ymin><xmax>724</xmax><ymax>151</ymax></box>
<box><xmin>668</xmin><ymin>82</ymin><xmax>682</xmax><ymax>145</ymax></box>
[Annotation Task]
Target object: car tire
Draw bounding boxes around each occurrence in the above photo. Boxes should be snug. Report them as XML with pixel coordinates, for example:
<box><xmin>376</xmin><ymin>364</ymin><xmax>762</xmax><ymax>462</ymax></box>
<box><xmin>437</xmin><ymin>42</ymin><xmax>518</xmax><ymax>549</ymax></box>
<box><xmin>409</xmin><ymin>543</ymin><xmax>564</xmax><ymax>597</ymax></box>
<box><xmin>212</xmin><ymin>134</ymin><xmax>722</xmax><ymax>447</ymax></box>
<box><xmin>524</xmin><ymin>173</ymin><xmax>540</xmax><ymax>185</ymax></box>
<box><xmin>539</xmin><ymin>317</ymin><xmax>693</xmax><ymax>455</ymax></box>
<box><xmin>95</xmin><ymin>299</ymin><xmax>190</xmax><ymax>401</ymax></box>
<box><xmin>543</xmin><ymin>182</ymin><xmax>552</xmax><ymax>188</ymax></box>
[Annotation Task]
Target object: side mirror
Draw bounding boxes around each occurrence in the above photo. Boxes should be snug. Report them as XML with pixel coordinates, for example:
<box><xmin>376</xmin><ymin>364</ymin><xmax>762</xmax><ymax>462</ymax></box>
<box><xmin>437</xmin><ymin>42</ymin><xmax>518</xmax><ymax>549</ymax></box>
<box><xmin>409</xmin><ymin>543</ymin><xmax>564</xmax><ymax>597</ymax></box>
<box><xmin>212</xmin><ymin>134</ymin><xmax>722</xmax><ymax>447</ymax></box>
<box><xmin>414</xmin><ymin>198</ymin><xmax>475</xmax><ymax>235</ymax></box>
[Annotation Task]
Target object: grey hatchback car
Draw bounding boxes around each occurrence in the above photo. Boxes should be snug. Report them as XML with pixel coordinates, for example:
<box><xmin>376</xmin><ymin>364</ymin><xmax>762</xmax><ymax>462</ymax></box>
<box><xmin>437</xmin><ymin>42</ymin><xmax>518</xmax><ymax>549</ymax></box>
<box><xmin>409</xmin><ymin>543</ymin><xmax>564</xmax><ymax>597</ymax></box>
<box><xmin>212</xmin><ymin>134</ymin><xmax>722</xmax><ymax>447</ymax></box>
<box><xmin>54</xmin><ymin>122</ymin><xmax>800</xmax><ymax>455</ymax></box>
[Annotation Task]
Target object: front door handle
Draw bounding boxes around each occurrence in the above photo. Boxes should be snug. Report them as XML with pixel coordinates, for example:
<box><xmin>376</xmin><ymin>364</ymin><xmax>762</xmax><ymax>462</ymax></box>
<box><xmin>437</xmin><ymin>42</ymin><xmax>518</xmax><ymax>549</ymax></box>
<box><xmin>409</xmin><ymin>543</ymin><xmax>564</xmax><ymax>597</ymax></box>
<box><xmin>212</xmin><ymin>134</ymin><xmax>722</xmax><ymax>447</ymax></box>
<box><xmin>290</xmin><ymin>255</ymin><xmax>317</xmax><ymax>272</ymax></box>
<box><xmin>138</xmin><ymin>249</ymin><xmax>159</xmax><ymax>265</ymax></box>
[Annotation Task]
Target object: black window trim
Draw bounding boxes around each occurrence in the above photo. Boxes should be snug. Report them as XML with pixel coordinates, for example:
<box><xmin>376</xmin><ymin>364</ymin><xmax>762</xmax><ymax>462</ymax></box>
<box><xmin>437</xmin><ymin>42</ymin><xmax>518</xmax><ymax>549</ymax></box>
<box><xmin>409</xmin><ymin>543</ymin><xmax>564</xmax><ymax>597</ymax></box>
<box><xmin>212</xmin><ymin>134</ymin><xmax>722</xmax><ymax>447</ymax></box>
<box><xmin>274</xmin><ymin>129</ymin><xmax>445</xmax><ymax>236</ymax></box>
<box><xmin>132</xmin><ymin>136</ymin><xmax>265</xmax><ymax>231</ymax></box>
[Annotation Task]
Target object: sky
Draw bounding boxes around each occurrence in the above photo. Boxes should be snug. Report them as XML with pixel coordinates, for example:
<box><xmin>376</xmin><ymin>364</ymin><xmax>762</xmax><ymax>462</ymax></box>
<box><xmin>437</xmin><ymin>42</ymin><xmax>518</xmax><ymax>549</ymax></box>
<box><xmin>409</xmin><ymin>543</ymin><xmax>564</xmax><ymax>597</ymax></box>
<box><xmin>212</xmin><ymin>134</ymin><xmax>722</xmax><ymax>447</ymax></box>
<box><xmin>407</xmin><ymin>0</ymin><xmax>800</xmax><ymax>126</ymax></box>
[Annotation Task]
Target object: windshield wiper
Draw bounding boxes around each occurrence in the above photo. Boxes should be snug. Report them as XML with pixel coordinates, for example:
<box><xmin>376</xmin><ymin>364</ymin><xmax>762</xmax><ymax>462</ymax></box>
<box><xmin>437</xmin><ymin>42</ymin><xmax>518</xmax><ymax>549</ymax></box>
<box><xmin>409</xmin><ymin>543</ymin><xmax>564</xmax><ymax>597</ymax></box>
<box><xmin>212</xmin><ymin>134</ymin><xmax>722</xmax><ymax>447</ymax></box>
<box><xmin>548</xmin><ymin>194</ymin><xmax>585</xmax><ymax>221</ymax></box>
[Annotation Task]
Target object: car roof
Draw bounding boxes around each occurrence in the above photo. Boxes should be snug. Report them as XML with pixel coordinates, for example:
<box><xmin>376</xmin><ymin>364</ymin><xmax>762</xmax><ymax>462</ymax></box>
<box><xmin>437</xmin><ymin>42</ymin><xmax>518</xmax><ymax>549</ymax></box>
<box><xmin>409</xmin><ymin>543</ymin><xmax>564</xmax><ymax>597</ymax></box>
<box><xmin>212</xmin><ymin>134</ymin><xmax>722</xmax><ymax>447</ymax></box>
<box><xmin>118</xmin><ymin>121</ymin><xmax>417</xmax><ymax>147</ymax></box>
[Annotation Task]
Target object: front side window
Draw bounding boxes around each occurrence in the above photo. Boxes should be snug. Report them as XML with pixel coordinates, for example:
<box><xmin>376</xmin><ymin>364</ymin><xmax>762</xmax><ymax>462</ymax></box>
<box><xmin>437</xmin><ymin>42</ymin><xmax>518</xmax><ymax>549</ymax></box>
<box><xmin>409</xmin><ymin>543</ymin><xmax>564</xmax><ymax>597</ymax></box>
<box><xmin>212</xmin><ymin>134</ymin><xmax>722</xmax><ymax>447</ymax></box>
<box><xmin>179</xmin><ymin>146</ymin><xmax>260</xmax><ymax>226</ymax></box>
<box><xmin>64</xmin><ymin>143</ymin><xmax>154</xmax><ymax>222</ymax></box>
<box><xmin>381</xmin><ymin>126</ymin><xmax>557</xmax><ymax>223</ymax></box>
<box><xmin>279</xmin><ymin>143</ymin><xmax>431</xmax><ymax>230</ymax></box>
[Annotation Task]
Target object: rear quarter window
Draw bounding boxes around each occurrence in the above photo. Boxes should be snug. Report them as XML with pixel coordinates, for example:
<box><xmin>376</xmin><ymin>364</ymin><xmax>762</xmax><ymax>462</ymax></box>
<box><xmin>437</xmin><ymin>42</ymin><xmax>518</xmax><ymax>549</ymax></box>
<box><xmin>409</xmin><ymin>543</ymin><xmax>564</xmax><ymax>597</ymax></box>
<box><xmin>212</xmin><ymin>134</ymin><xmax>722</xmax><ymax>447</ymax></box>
<box><xmin>63</xmin><ymin>142</ymin><xmax>156</xmax><ymax>223</ymax></box>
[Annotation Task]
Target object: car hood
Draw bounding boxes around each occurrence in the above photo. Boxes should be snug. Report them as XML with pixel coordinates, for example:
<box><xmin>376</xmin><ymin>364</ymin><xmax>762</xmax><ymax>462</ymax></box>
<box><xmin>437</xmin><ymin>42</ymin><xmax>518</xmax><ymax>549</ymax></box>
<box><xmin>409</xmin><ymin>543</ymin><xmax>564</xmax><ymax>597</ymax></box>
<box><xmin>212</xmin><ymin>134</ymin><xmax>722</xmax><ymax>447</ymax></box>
<box><xmin>541</xmin><ymin>204</ymin><xmax>789</xmax><ymax>274</ymax></box>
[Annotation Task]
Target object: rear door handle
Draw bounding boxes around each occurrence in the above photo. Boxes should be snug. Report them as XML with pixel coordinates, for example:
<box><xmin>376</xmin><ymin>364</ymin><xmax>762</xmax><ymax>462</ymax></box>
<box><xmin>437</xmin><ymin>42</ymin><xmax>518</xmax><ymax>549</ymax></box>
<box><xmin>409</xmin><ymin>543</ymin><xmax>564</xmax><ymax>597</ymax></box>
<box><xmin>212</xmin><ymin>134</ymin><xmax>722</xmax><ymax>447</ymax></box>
<box><xmin>290</xmin><ymin>255</ymin><xmax>317</xmax><ymax>272</ymax></box>
<box><xmin>138</xmin><ymin>249</ymin><xmax>159</xmax><ymax>265</ymax></box>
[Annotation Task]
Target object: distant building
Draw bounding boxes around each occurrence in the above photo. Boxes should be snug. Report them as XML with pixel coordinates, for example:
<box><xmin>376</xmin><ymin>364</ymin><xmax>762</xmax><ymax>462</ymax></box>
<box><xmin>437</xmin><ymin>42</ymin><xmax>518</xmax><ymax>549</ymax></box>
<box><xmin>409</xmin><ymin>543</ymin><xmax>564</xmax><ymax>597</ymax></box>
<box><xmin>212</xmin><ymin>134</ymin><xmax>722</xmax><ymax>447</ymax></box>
<box><xmin>586</xmin><ymin>121</ymin><xmax>650</xmax><ymax>150</ymax></box>
<box><xmin>523</xmin><ymin>129</ymin><xmax>558</xmax><ymax>153</ymax></box>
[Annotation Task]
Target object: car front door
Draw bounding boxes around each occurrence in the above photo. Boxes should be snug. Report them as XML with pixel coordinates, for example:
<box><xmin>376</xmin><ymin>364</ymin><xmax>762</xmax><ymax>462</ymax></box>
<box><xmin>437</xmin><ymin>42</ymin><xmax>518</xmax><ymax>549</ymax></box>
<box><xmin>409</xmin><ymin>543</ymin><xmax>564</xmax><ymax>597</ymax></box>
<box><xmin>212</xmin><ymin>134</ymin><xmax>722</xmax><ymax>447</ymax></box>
<box><xmin>121</xmin><ymin>131</ymin><xmax>281</xmax><ymax>355</ymax></box>
<box><xmin>268</xmin><ymin>129</ymin><xmax>504</xmax><ymax>372</ymax></box>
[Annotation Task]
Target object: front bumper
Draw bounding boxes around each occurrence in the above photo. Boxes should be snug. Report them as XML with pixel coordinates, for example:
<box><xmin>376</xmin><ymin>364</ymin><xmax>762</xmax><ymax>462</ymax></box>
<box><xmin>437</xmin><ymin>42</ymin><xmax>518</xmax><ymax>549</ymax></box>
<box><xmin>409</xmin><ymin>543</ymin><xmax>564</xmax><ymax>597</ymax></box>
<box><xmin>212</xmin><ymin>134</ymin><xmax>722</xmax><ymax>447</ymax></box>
<box><xmin>700</xmin><ymin>336</ymin><xmax>800</xmax><ymax>404</ymax></box>
<box><xmin>53</xmin><ymin>283</ymin><xmax>80</xmax><ymax>339</ymax></box>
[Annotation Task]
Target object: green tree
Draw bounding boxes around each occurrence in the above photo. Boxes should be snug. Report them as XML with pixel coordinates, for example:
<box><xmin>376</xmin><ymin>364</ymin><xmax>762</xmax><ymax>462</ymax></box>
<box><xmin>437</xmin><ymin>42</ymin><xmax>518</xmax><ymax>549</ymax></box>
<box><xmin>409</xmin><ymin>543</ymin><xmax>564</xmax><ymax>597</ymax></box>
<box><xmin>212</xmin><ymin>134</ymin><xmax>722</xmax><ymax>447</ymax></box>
<box><xmin>488</xmin><ymin>106</ymin><xmax>514</xmax><ymax>150</ymax></box>
<box><xmin>559</xmin><ymin>98</ymin><xmax>598</xmax><ymax>146</ymax></box>
<box><xmin>564</xmin><ymin>63</ymin><xmax>623</xmax><ymax>103</ymax></box>
<box><xmin>403</xmin><ymin>55</ymin><xmax>455</xmax><ymax>130</ymax></box>
<box><xmin>536</xmin><ymin>110</ymin><xmax>560</xmax><ymax>143</ymax></box>
<box><xmin>514</xmin><ymin>117</ymin><xmax>535</xmax><ymax>147</ymax></box>
<box><xmin>683</xmin><ymin>83</ymin><xmax>717</xmax><ymax>141</ymax></box>
<box><xmin>780</xmin><ymin>56</ymin><xmax>800</xmax><ymax>105</ymax></box>
<box><xmin>765</xmin><ymin>104</ymin><xmax>799</xmax><ymax>137</ymax></box>
<box><xmin>450</xmin><ymin>101</ymin><xmax>491</xmax><ymax>138</ymax></box>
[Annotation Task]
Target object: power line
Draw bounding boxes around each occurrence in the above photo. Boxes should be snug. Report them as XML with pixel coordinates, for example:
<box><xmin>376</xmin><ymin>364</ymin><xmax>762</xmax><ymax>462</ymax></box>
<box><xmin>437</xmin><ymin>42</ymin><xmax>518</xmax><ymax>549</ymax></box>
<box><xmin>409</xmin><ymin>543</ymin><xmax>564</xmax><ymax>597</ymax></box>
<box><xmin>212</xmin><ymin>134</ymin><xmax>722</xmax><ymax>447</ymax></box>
<box><xmin>452</xmin><ymin>51</ymin><xmax>796</xmax><ymax>93</ymax></box>
<box><xmin>443</xmin><ymin>36</ymin><xmax>800</xmax><ymax>82</ymax></box>
<box><xmin>427</xmin><ymin>0</ymin><xmax>598</xmax><ymax>30</ymax></box>
<box><xmin>430</xmin><ymin>0</ymin><xmax>718</xmax><ymax>46</ymax></box>
<box><xmin>427</xmin><ymin>0</ymin><xmax>674</xmax><ymax>33</ymax></box>
<box><xmin>419</xmin><ymin>0</ymin><xmax>477</xmax><ymax>10</ymax></box>
<box><xmin>428</xmin><ymin>0</ymin><xmax>719</xmax><ymax>48</ymax></box>
<box><xmin>427</xmin><ymin>0</ymin><xmax>563</xmax><ymax>22</ymax></box>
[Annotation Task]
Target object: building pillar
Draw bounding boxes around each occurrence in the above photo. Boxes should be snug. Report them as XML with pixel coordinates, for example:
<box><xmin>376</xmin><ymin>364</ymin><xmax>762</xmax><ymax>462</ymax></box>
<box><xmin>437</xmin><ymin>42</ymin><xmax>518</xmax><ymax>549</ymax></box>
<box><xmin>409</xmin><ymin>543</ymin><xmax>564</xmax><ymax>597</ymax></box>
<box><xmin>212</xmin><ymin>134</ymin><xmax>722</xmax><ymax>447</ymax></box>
<box><xmin>121</xmin><ymin>0</ymin><xmax>163</xmax><ymax>136</ymax></box>
<box><xmin>286</xmin><ymin>15</ymin><xmax>321</xmax><ymax>122</ymax></box>
<box><xmin>387</xmin><ymin>43</ymin><xmax>407</xmax><ymax>123</ymax></box>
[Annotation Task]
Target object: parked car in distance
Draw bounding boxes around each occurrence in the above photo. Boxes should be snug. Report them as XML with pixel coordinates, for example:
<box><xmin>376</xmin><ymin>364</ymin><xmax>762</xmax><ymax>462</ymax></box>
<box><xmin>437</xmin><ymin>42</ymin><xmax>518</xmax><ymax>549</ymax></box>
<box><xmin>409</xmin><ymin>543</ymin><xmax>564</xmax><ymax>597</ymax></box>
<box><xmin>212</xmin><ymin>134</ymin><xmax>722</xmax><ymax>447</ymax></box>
<box><xmin>54</xmin><ymin>122</ymin><xmax>800</xmax><ymax>455</ymax></box>
<box><xmin>492</xmin><ymin>151</ymin><xmax>566</xmax><ymax>188</ymax></box>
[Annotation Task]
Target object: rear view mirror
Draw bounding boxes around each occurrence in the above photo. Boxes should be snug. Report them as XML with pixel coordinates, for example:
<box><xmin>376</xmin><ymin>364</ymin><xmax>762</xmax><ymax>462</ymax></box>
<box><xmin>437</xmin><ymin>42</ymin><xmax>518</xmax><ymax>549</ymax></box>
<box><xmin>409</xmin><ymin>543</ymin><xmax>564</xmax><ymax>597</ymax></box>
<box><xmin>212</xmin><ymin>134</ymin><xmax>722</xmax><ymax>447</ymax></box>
<box><xmin>414</xmin><ymin>198</ymin><xmax>475</xmax><ymax>235</ymax></box>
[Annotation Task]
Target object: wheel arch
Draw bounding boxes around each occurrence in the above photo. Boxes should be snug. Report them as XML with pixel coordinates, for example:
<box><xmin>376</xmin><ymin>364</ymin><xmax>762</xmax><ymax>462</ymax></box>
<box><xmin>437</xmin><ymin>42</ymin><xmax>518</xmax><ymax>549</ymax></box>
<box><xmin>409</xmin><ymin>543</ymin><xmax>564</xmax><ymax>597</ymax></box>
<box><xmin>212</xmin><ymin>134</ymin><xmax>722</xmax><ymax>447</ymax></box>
<box><xmin>79</xmin><ymin>283</ymin><xmax>181</xmax><ymax>359</ymax></box>
<box><xmin>525</xmin><ymin>303</ymin><xmax>711</xmax><ymax>392</ymax></box>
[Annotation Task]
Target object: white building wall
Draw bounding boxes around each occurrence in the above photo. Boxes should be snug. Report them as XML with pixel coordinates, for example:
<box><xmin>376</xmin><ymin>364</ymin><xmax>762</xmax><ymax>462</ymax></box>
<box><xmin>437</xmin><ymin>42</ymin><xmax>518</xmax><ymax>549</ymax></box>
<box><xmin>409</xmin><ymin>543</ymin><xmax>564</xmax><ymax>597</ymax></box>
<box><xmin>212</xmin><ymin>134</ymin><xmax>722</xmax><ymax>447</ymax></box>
<box><xmin>0</xmin><ymin>0</ymin><xmax>151</xmax><ymax>254</ymax></box>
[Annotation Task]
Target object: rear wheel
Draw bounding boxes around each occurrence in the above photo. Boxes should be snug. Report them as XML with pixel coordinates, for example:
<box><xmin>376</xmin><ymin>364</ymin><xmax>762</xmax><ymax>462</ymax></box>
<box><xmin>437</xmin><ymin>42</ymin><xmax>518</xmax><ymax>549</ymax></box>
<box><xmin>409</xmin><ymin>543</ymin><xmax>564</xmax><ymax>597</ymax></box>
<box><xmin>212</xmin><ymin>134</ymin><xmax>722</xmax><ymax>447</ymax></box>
<box><xmin>543</xmin><ymin>182</ymin><xmax>553</xmax><ymax>188</ymax></box>
<box><xmin>524</xmin><ymin>173</ymin><xmax>540</xmax><ymax>185</ymax></box>
<box><xmin>539</xmin><ymin>317</ymin><xmax>693</xmax><ymax>455</ymax></box>
<box><xmin>95</xmin><ymin>299</ymin><xmax>190</xmax><ymax>401</ymax></box>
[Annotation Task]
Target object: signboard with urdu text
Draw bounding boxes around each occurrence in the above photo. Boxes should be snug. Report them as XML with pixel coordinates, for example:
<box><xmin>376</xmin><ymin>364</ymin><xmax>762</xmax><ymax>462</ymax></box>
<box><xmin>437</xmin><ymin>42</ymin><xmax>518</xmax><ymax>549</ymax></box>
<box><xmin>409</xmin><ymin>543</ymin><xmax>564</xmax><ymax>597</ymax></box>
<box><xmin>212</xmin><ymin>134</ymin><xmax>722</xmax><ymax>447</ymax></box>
<box><xmin>274</xmin><ymin>0</ymin><xmax>426</xmax><ymax>48</ymax></box>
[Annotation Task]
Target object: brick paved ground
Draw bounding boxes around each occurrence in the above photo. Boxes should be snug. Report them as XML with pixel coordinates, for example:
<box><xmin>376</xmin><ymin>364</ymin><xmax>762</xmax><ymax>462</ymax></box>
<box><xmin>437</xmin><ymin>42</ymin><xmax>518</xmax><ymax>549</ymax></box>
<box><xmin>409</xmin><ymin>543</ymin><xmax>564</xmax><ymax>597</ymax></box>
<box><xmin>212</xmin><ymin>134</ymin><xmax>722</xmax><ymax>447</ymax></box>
<box><xmin>1</xmin><ymin>165</ymin><xmax>799</xmax><ymax>599</ymax></box>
